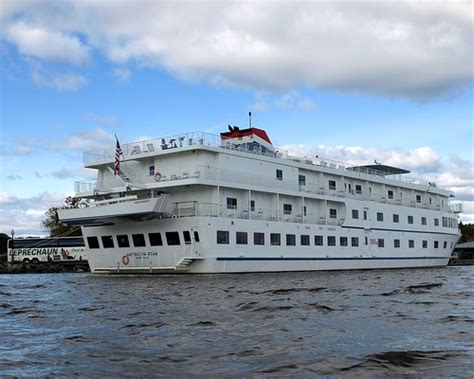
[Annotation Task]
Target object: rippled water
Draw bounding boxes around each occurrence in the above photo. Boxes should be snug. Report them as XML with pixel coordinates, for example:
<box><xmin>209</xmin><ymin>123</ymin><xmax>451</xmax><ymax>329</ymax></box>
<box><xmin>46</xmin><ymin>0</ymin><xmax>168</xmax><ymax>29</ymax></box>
<box><xmin>1</xmin><ymin>267</ymin><xmax>473</xmax><ymax>377</ymax></box>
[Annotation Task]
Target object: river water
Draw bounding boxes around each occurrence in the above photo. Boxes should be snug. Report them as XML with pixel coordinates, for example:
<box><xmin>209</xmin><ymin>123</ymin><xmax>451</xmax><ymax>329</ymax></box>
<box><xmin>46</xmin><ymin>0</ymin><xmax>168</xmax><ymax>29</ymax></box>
<box><xmin>1</xmin><ymin>267</ymin><xmax>473</xmax><ymax>377</ymax></box>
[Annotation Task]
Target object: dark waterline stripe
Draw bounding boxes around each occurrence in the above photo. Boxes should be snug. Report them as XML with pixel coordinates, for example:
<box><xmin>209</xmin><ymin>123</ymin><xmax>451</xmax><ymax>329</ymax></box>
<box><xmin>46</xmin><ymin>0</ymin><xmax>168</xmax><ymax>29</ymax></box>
<box><xmin>341</xmin><ymin>225</ymin><xmax>458</xmax><ymax>236</ymax></box>
<box><xmin>216</xmin><ymin>256</ymin><xmax>448</xmax><ymax>261</ymax></box>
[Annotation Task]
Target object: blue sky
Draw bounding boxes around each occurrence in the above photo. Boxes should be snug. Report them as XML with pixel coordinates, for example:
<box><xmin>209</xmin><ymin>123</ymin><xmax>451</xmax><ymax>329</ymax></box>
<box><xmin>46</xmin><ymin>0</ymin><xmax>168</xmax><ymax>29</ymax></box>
<box><xmin>0</xmin><ymin>1</ymin><xmax>473</xmax><ymax>235</ymax></box>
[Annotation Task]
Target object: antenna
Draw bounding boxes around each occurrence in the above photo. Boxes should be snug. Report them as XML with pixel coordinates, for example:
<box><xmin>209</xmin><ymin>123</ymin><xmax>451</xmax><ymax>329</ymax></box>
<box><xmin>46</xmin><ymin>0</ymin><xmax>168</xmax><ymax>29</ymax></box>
<box><xmin>249</xmin><ymin>111</ymin><xmax>252</xmax><ymax>128</ymax></box>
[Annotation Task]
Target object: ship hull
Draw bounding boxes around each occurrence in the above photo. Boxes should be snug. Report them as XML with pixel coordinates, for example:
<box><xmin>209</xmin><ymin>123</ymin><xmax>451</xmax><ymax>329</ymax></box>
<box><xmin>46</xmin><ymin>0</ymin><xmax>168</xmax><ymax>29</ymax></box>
<box><xmin>83</xmin><ymin>216</ymin><xmax>456</xmax><ymax>274</ymax></box>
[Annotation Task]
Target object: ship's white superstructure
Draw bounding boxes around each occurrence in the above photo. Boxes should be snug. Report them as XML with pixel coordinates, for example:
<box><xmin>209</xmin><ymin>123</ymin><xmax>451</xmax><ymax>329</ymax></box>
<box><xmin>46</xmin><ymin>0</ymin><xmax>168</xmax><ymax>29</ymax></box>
<box><xmin>59</xmin><ymin>127</ymin><xmax>461</xmax><ymax>274</ymax></box>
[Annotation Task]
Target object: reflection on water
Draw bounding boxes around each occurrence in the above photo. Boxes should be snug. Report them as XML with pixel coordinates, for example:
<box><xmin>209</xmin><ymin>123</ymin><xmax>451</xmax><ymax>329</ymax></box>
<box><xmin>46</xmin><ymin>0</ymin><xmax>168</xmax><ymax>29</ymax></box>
<box><xmin>1</xmin><ymin>267</ymin><xmax>473</xmax><ymax>376</ymax></box>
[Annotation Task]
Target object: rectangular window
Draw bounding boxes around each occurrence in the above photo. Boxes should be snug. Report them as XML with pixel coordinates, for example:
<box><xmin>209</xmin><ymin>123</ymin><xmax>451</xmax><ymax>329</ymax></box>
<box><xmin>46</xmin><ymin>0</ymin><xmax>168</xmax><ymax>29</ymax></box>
<box><xmin>416</xmin><ymin>194</ymin><xmax>422</xmax><ymax>203</ymax></box>
<box><xmin>276</xmin><ymin>169</ymin><xmax>283</xmax><ymax>180</ymax></box>
<box><xmin>303</xmin><ymin>206</ymin><xmax>307</xmax><ymax>217</ymax></box>
<box><xmin>226</xmin><ymin>197</ymin><xmax>237</xmax><ymax>210</ymax></box>
<box><xmin>165</xmin><ymin>232</ymin><xmax>180</xmax><ymax>246</ymax></box>
<box><xmin>408</xmin><ymin>215</ymin><xmax>414</xmax><ymax>224</ymax></box>
<box><xmin>315</xmin><ymin>235</ymin><xmax>323</xmax><ymax>246</ymax></box>
<box><xmin>132</xmin><ymin>234</ymin><xmax>146</xmax><ymax>247</ymax></box>
<box><xmin>217</xmin><ymin>230</ymin><xmax>229</xmax><ymax>244</ymax></box>
<box><xmin>351</xmin><ymin>237</ymin><xmax>359</xmax><ymax>247</ymax></box>
<box><xmin>329</xmin><ymin>208</ymin><xmax>337</xmax><ymax>219</ymax></box>
<box><xmin>286</xmin><ymin>234</ymin><xmax>296</xmax><ymax>246</ymax></box>
<box><xmin>149</xmin><ymin>233</ymin><xmax>163</xmax><ymax>246</ymax></box>
<box><xmin>301</xmin><ymin>235</ymin><xmax>310</xmax><ymax>246</ymax></box>
<box><xmin>409</xmin><ymin>240</ymin><xmax>415</xmax><ymax>248</ymax></box>
<box><xmin>194</xmin><ymin>231</ymin><xmax>200</xmax><ymax>242</ymax></box>
<box><xmin>298</xmin><ymin>175</ymin><xmax>306</xmax><ymax>185</ymax></box>
<box><xmin>117</xmin><ymin>234</ymin><xmax>130</xmax><ymax>248</ymax></box>
<box><xmin>443</xmin><ymin>241</ymin><xmax>447</xmax><ymax>248</ymax></box>
<box><xmin>365</xmin><ymin>236</ymin><xmax>368</xmax><ymax>245</ymax></box>
<box><xmin>378</xmin><ymin>239</ymin><xmax>384</xmax><ymax>248</ymax></box>
<box><xmin>422</xmin><ymin>240</ymin><xmax>428</xmax><ymax>248</ymax></box>
<box><xmin>183</xmin><ymin>231</ymin><xmax>192</xmax><ymax>244</ymax></box>
<box><xmin>388</xmin><ymin>190</ymin><xmax>394</xmax><ymax>199</ymax></box>
<box><xmin>434</xmin><ymin>218</ymin><xmax>439</xmax><ymax>226</ymax></box>
<box><xmin>420</xmin><ymin>217</ymin><xmax>426</xmax><ymax>225</ymax></box>
<box><xmin>394</xmin><ymin>239</ymin><xmax>400</xmax><ymax>248</ymax></box>
<box><xmin>250</xmin><ymin>200</ymin><xmax>255</xmax><ymax>212</ymax></box>
<box><xmin>355</xmin><ymin>185</ymin><xmax>362</xmax><ymax>194</ymax></box>
<box><xmin>363</xmin><ymin>210</ymin><xmax>367</xmax><ymax>220</ymax></box>
<box><xmin>393</xmin><ymin>214</ymin><xmax>399</xmax><ymax>223</ymax></box>
<box><xmin>87</xmin><ymin>236</ymin><xmax>100</xmax><ymax>249</ymax></box>
<box><xmin>352</xmin><ymin>209</ymin><xmax>359</xmax><ymax>219</ymax></box>
<box><xmin>328</xmin><ymin>180</ymin><xmax>336</xmax><ymax>190</ymax></box>
<box><xmin>149</xmin><ymin>165</ymin><xmax>155</xmax><ymax>176</ymax></box>
<box><xmin>270</xmin><ymin>233</ymin><xmax>281</xmax><ymax>246</ymax></box>
<box><xmin>327</xmin><ymin>236</ymin><xmax>336</xmax><ymax>246</ymax></box>
<box><xmin>340</xmin><ymin>237</ymin><xmax>348</xmax><ymax>247</ymax></box>
<box><xmin>101</xmin><ymin>236</ymin><xmax>114</xmax><ymax>248</ymax></box>
<box><xmin>254</xmin><ymin>232</ymin><xmax>265</xmax><ymax>245</ymax></box>
<box><xmin>236</xmin><ymin>232</ymin><xmax>248</xmax><ymax>245</ymax></box>
<box><xmin>283</xmin><ymin>204</ymin><xmax>292</xmax><ymax>215</ymax></box>
<box><xmin>377</xmin><ymin>212</ymin><xmax>384</xmax><ymax>222</ymax></box>
<box><xmin>434</xmin><ymin>241</ymin><xmax>439</xmax><ymax>249</ymax></box>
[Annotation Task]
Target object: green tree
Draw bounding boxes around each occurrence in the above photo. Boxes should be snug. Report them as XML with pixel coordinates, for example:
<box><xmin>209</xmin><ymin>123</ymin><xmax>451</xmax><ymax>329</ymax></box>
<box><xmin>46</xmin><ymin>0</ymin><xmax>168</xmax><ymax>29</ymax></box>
<box><xmin>41</xmin><ymin>196</ymin><xmax>84</xmax><ymax>237</ymax></box>
<box><xmin>459</xmin><ymin>222</ymin><xmax>474</xmax><ymax>243</ymax></box>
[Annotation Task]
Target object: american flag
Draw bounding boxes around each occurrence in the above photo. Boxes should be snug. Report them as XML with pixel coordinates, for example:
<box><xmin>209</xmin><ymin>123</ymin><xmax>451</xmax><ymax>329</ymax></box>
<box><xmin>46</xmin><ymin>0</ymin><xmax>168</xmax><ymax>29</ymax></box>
<box><xmin>114</xmin><ymin>135</ymin><xmax>123</xmax><ymax>175</ymax></box>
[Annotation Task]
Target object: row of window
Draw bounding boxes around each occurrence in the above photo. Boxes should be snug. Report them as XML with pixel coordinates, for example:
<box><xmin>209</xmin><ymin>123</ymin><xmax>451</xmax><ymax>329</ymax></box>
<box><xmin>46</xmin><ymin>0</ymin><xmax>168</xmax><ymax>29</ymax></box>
<box><xmin>87</xmin><ymin>231</ymin><xmax>200</xmax><ymax>249</ymax></box>
<box><xmin>277</xmin><ymin>171</ymin><xmax>442</xmax><ymax>204</ymax></box>
<box><xmin>216</xmin><ymin>231</ymin><xmax>453</xmax><ymax>249</ymax></box>
<box><xmin>351</xmin><ymin>211</ymin><xmax>457</xmax><ymax>229</ymax></box>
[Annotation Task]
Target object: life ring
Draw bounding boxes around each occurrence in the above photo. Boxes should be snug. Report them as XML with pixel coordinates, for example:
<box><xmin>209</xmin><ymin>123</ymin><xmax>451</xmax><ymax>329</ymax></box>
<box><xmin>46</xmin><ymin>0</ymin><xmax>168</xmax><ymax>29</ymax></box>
<box><xmin>122</xmin><ymin>255</ymin><xmax>130</xmax><ymax>265</ymax></box>
<box><xmin>154</xmin><ymin>172</ymin><xmax>162</xmax><ymax>182</ymax></box>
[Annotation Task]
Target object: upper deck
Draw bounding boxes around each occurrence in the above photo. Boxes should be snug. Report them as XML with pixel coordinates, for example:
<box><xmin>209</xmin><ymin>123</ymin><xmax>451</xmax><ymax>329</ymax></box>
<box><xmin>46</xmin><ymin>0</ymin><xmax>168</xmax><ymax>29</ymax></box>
<box><xmin>83</xmin><ymin>131</ymin><xmax>450</xmax><ymax>194</ymax></box>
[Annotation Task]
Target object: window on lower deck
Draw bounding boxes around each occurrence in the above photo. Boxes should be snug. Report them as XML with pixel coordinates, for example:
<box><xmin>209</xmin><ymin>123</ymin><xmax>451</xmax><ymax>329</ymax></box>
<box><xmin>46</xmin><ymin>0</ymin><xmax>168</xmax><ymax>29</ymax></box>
<box><xmin>301</xmin><ymin>235</ymin><xmax>310</xmax><ymax>246</ymax></box>
<box><xmin>254</xmin><ymin>232</ymin><xmax>265</xmax><ymax>245</ymax></box>
<box><xmin>329</xmin><ymin>180</ymin><xmax>336</xmax><ymax>190</ymax></box>
<box><xmin>283</xmin><ymin>204</ymin><xmax>292</xmax><ymax>215</ymax></box>
<box><xmin>443</xmin><ymin>241</ymin><xmax>447</xmax><ymax>248</ymax></box>
<box><xmin>434</xmin><ymin>218</ymin><xmax>439</xmax><ymax>226</ymax></box>
<box><xmin>340</xmin><ymin>237</ymin><xmax>348</xmax><ymax>246</ymax></box>
<box><xmin>351</xmin><ymin>237</ymin><xmax>359</xmax><ymax>247</ymax></box>
<box><xmin>132</xmin><ymin>234</ymin><xmax>146</xmax><ymax>247</ymax></box>
<box><xmin>393</xmin><ymin>214</ymin><xmax>399</xmax><ymax>223</ymax></box>
<box><xmin>329</xmin><ymin>208</ymin><xmax>337</xmax><ymax>219</ymax></box>
<box><xmin>434</xmin><ymin>241</ymin><xmax>439</xmax><ymax>249</ymax></box>
<box><xmin>422</xmin><ymin>240</ymin><xmax>428</xmax><ymax>248</ymax></box>
<box><xmin>117</xmin><ymin>234</ymin><xmax>130</xmax><ymax>248</ymax></box>
<box><xmin>87</xmin><ymin>236</ymin><xmax>99</xmax><ymax>249</ymax></box>
<box><xmin>377</xmin><ymin>212</ymin><xmax>384</xmax><ymax>222</ymax></box>
<box><xmin>409</xmin><ymin>240</ymin><xmax>415</xmax><ymax>248</ymax></box>
<box><xmin>165</xmin><ymin>232</ymin><xmax>180</xmax><ymax>246</ymax></box>
<box><xmin>236</xmin><ymin>232</ymin><xmax>248</xmax><ymax>245</ymax></box>
<box><xmin>315</xmin><ymin>235</ymin><xmax>323</xmax><ymax>246</ymax></box>
<box><xmin>394</xmin><ymin>239</ymin><xmax>400</xmax><ymax>248</ymax></box>
<box><xmin>270</xmin><ymin>233</ymin><xmax>281</xmax><ymax>246</ymax></box>
<box><xmin>194</xmin><ymin>231</ymin><xmax>200</xmax><ymax>242</ymax></box>
<box><xmin>217</xmin><ymin>230</ymin><xmax>229</xmax><ymax>244</ymax></box>
<box><xmin>408</xmin><ymin>216</ymin><xmax>414</xmax><ymax>224</ymax></box>
<box><xmin>378</xmin><ymin>239</ymin><xmax>384</xmax><ymax>248</ymax></box>
<box><xmin>149</xmin><ymin>233</ymin><xmax>163</xmax><ymax>246</ymax></box>
<box><xmin>183</xmin><ymin>231</ymin><xmax>191</xmax><ymax>244</ymax></box>
<box><xmin>352</xmin><ymin>209</ymin><xmax>359</xmax><ymax>219</ymax></box>
<box><xmin>421</xmin><ymin>217</ymin><xmax>427</xmax><ymax>225</ymax></box>
<box><xmin>101</xmin><ymin>236</ymin><xmax>114</xmax><ymax>248</ymax></box>
<box><xmin>286</xmin><ymin>234</ymin><xmax>296</xmax><ymax>246</ymax></box>
<box><xmin>276</xmin><ymin>169</ymin><xmax>283</xmax><ymax>180</ymax></box>
<box><xmin>149</xmin><ymin>165</ymin><xmax>155</xmax><ymax>176</ymax></box>
<box><xmin>327</xmin><ymin>236</ymin><xmax>336</xmax><ymax>246</ymax></box>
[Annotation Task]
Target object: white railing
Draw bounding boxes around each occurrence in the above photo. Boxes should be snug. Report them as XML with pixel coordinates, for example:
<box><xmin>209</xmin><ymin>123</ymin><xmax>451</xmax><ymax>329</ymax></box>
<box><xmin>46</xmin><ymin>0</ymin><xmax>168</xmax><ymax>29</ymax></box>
<box><xmin>75</xmin><ymin>180</ymin><xmax>97</xmax><ymax>193</ymax></box>
<box><xmin>171</xmin><ymin>202</ymin><xmax>341</xmax><ymax>225</ymax></box>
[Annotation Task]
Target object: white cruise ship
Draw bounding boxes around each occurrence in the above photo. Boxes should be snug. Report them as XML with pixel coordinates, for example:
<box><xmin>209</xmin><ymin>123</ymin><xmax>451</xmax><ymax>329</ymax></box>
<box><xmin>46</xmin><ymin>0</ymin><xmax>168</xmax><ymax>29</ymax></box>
<box><xmin>59</xmin><ymin>126</ymin><xmax>461</xmax><ymax>274</ymax></box>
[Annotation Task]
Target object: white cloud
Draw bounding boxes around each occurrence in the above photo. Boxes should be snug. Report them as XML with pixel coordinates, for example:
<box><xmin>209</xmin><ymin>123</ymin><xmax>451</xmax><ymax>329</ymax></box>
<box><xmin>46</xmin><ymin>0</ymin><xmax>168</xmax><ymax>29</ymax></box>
<box><xmin>65</xmin><ymin>128</ymin><xmax>115</xmax><ymax>150</ymax></box>
<box><xmin>32</xmin><ymin>70</ymin><xmax>86</xmax><ymax>91</ymax></box>
<box><xmin>83</xmin><ymin>112</ymin><xmax>119</xmax><ymax>126</ymax></box>
<box><xmin>0</xmin><ymin>191</ymin><xmax>68</xmax><ymax>236</ymax></box>
<box><xmin>5</xmin><ymin>21</ymin><xmax>90</xmax><ymax>65</ymax></box>
<box><xmin>1</xmin><ymin>1</ymin><xmax>472</xmax><ymax>99</ymax></box>
<box><xmin>251</xmin><ymin>91</ymin><xmax>317</xmax><ymax>112</ymax></box>
<box><xmin>113</xmin><ymin>67</ymin><xmax>131</xmax><ymax>83</ymax></box>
